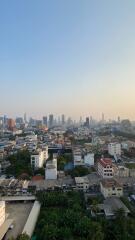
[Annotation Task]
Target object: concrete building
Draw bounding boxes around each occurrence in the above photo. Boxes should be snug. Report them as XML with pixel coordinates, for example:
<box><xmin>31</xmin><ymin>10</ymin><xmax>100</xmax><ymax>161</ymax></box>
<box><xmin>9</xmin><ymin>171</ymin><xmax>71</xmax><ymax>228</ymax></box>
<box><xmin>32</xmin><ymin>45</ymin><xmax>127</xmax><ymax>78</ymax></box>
<box><xmin>115</xmin><ymin>166</ymin><xmax>129</xmax><ymax>177</ymax></box>
<box><xmin>49</xmin><ymin>114</ymin><xmax>54</xmax><ymax>128</ymax></box>
<box><xmin>108</xmin><ymin>143</ymin><xmax>121</xmax><ymax>156</ymax></box>
<box><xmin>0</xmin><ymin>201</ymin><xmax>5</xmax><ymax>227</ymax></box>
<box><xmin>100</xmin><ymin>179</ymin><xmax>123</xmax><ymax>198</ymax></box>
<box><xmin>75</xmin><ymin>176</ymin><xmax>89</xmax><ymax>192</ymax></box>
<box><xmin>31</xmin><ymin>148</ymin><xmax>48</xmax><ymax>169</ymax></box>
<box><xmin>7</xmin><ymin>118</ymin><xmax>15</xmax><ymax>131</ymax></box>
<box><xmin>43</xmin><ymin>116</ymin><xmax>47</xmax><ymax>126</ymax></box>
<box><xmin>45</xmin><ymin>159</ymin><xmax>57</xmax><ymax>180</ymax></box>
<box><xmin>84</xmin><ymin>153</ymin><xmax>94</xmax><ymax>166</ymax></box>
<box><xmin>73</xmin><ymin>149</ymin><xmax>84</xmax><ymax>167</ymax></box>
<box><xmin>98</xmin><ymin>158</ymin><xmax>114</xmax><ymax>178</ymax></box>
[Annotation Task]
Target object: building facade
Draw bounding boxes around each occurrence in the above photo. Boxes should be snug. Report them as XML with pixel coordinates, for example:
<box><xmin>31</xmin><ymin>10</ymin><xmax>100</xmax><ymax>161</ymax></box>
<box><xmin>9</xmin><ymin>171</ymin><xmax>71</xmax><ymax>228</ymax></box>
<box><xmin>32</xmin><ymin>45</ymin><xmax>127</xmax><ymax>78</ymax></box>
<box><xmin>31</xmin><ymin>148</ymin><xmax>48</xmax><ymax>169</ymax></box>
<box><xmin>84</xmin><ymin>153</ymin><xmax>94</xmax><ymax>166</ymax></box>
<box><xmin>98</xmin><ymin>158</ymin><xmax>114</xmax><ymax>178</ymax></box>
<box><xmin>45</xmin><ymin>159</ymin><xmax>57</xmax><ymax>180</ymax></box>
<box><xmin>75</xmin><ymin>177</ymin><xmax>89</xmax><ymax>192</ymax></box>
<box><xmin>108</xmin><ymin>143</ymin><xmax>121</xmax><ymax>156</ymax></box>
<box><xmin>100</xmin><ymin>179</ymin><xmax>123</xmax><ymax>198</ymax></box>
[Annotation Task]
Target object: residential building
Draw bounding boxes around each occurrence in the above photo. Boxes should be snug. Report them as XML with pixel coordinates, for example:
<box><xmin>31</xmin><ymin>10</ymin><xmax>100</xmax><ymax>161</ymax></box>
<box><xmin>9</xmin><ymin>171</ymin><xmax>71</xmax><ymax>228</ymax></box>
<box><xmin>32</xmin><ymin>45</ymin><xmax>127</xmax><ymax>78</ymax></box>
<box><xmin>98</xmin><ymin>158</ymin><xmax>114</xmax><ymax>178</ymax></box>
<box><xmin>108</xmin><ymin>143</ymin><xmax>121</xmax><ymax>156</ymax></box>
<box><xmin>73</xmin><ymin>148</ymin><xmax>84</xmax><ymax>167</ymax></box>
<box><xmin>115</xmin><ymin>166</ymin><xmax>129</xmax><ymax>177</ymax></box>
<box><xmin>0</xmin><ymin>201</ymin><xmax>5</xmax><ymax>227</ymax></box>
<box><xmin>75</xmin><ymin>176</ymin><xmax>89</xmax><ymax>192</ymax></box>
<box><xmin>84</xmin><ymin>153</ymin><xmax>94</xmax><ymax>166</ymax></box>
<box><xmin>45</xmin><ymin>159</ymin><xmax>57</xmax><ymax>180</ymax></box>
<box><xmin>31</xmin><ymin>148</ymin><xmax>48</xmax><ymax>169</ymax></box>
<box><xmin>100</xmin><ymin>179</ymin><xmax>123</xmax><ymax>198</ymax></box>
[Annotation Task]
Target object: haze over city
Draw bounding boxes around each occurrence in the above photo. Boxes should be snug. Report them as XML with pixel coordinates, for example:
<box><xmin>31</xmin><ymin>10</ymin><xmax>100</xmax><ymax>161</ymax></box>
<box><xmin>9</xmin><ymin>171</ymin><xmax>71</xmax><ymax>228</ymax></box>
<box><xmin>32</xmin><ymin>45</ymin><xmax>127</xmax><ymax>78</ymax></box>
<box><xmin>1</xmin><ymin>0</ymin><xmax>135</xmax><ymax>120</ymax></box>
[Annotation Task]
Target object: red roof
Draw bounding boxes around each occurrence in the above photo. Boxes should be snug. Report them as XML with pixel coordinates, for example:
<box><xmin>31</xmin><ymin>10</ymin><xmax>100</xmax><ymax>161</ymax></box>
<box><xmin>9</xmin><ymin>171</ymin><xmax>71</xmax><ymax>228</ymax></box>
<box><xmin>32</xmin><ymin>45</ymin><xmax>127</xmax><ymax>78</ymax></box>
<box><xmin>99</xmin><ymin>158</ymin><xmax>112</xmax><ymax>168</ymax></box>
<box><xmin>32</xmin><ymin>175</ymin><xmax>44</xmax><ymax>181</ymax></box>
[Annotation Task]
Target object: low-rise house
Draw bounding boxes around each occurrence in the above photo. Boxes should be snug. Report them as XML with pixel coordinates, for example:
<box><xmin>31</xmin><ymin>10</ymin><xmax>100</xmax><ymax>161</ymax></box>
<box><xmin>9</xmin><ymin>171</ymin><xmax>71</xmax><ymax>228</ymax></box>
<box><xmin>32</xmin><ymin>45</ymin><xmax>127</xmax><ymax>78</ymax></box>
<box><xmin>100</xmin><ymin>179</ymin><xmax>123</xmax><ymax>198</ymax></box>
<box><xmin>115</xmin><ymin>166</ymin><xmax>129</xmax><ymax>177</ymax></box>
<box><xmin>75</xmin><ymin>176</ymin><xmax>89</xmax><ymax>192</ymax></box>
<box><xmin>100</xmin><ymin>197</ymin><xmax>130</xmax><ymax>219</ymax></box>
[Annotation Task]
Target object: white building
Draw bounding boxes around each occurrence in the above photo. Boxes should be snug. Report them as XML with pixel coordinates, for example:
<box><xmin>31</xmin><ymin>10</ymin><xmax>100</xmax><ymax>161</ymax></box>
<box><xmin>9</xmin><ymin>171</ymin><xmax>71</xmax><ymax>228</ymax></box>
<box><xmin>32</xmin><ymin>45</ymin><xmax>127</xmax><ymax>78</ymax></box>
<box><xmin>100</xmin><ymin>179</ymin><xmax>123</xmax><ymax>198</ymax></box>
<box><xmin>73</xmin><ymin>149</ymin><xmax>84</xmax><ymax>167</ymax></box>
<box><xmin>84</xmin><ymin>153</ymin><xmax>94</xmax><ymax>166</ymax></box>
<box><xmin>98</xmin><ymin>158</ymin><xmax>114</xmax><ymax>178</ymax></box>
<box><xmin>75</xmin><ymin>176</ymin><xmax>89</xmax><ymax>192</ymax></box>
<box><xmin>31</xmin><ymin>148</ymin><xmax>48</xmax><ymax>169</ymax></box>
<box><xmin>45</xmin><ymin>159</ymin><xmax>57</xmax><ymax>180</ymax></box>
<box><xmin>108</xmin><ymin>143</ymin><xmax>121</xmax><ymax>156</ymax></box>
<box><xmin>0</xmin><ymin>201</ymin><xmax>5</xmax><ymax>227</ymax></box>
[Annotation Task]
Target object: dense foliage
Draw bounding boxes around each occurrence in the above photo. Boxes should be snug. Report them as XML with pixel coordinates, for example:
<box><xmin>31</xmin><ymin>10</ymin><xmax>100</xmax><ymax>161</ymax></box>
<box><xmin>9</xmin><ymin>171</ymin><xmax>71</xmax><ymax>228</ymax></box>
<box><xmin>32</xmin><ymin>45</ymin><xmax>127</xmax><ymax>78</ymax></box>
<box><xmin>35</xmin><ymin>191</ymin><xmax>135</xmax><ymax>240</ymax></box>
<box><xmin>57</xmin><ymin>153</ymin><xmax>72</xmax><ymax>170</ymax></box>
<box><xmin>6</xmin><ymin>150</ymin><xmax>33</xmax><ymax>178</ymax></box>
<box><xmin>35</xmin><ymin>191</ymin><xmax>104</xmax><ymax>240</ymax></box>
<box><xmin>66</xmin><ymin>166</ymin><xmax>90</xmax><ymax>177</ymax></box>
<box><xmin>17</xmin><ymin>233</ymin><xmax>30</xmax><ymax>240</ymax></box>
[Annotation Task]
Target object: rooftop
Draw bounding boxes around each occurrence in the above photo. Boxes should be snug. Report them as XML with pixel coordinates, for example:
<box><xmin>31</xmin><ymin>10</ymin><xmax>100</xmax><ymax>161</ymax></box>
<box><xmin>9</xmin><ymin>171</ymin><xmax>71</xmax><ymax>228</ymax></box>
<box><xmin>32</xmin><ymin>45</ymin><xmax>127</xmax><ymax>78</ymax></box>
<box><xmin>99</xmin><ymin>158</ymin><xmax>112</xmax><ymax>167</ymax></box>
<box><xmin>75</xmin><ymin>176</ymin><xmax>89</xmax><ymax>184</ymax></box>
<box><xmin>103</xmin><ymin>197</ymin><xmax>130</xmax><ymax>217</ymax></box>
<box><xmin>101</xmin><ymin>179</ymin><xmax>122</xmax><ymax>188</ymax></box>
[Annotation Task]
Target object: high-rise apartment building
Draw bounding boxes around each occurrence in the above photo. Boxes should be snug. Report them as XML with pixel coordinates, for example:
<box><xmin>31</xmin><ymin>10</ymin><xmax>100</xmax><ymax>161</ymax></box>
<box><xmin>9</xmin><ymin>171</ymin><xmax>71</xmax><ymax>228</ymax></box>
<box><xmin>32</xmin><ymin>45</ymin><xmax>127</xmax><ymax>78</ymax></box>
<box><xmin>7</xmin><ymin>118</ymin><xmax>15</xmax><ymax>131</ymax></box>
<box><xmin>43</xmin><ymin>116</ymin><xmax>47</xmax><ymax>126</ymax></box>
<box><xmin>85</xmin><ymin>117</ymin><xmax>90</xmax><ymax>128</ymax></box>
<box><xmin>49</xmin><ymin>114</ymin><xmax>54</xmax><ymax>128</ymax></box>
<box><xmin>61</xmin><ymin>114</ymin><xmax>65</xmax><ymax>125</ymax></box>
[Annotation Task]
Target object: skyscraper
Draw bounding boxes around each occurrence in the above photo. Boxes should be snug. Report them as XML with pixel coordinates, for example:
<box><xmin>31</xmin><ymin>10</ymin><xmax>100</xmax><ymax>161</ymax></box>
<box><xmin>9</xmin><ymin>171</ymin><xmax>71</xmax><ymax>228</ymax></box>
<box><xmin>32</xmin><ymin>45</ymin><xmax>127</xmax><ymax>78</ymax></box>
<box><xmin>85</xmin><ymin>117</ymin><xmax>90</xmax><ymax>128</ymax></box>
<box><xmin>49</xmin><ymin>114</ymin><xmax>54</xmax><ymax>128</ymax></box>
<box><xmin>24</xmin><ymin>113</ymin><xmax>27</xmax><ymax>124</ymax></box>
<box><xmin>7</xmin><ymin>118</ymin><xmax>15</xmax><ymax>131</ymax></box>
<box><xmin>102</xmin><ymin>113</ymin><xmax>105</xmax><ymax>123</ymax></box>
<box><xmin>43</xmin><ymin>116</ymin><xmax>47</xmax><ymax>126</ymax></box>
<box><xmin>61</xmin><ymin>114</ymin><xmax>65</xmax><ymax>125</ymax></box>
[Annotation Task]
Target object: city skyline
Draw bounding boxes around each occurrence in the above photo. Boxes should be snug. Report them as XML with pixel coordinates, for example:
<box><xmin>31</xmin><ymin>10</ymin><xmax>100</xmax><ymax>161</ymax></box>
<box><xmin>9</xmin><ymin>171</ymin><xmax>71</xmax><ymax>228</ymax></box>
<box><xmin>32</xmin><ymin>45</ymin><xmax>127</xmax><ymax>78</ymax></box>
<box><xmin>1</xmin><ymin>1</ymin><xmax>135</xmax><ymax>119</ymax></box>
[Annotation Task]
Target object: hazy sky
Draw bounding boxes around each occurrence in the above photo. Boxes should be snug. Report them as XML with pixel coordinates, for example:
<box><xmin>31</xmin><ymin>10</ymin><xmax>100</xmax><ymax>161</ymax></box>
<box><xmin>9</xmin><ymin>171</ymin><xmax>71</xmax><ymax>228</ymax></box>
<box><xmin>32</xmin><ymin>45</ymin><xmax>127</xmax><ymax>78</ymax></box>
<box><xmin>0</xmin><ymin>0</ymin><xmax>135</xmax><ymax>120</ymax></box>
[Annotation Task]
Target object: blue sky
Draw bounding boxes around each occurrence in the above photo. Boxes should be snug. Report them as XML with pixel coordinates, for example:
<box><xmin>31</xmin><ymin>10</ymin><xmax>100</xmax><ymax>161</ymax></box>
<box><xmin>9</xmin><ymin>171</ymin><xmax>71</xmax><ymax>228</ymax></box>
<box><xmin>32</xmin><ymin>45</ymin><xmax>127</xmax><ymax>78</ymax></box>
<box><xmin>0</xmin><ymin>0</ymin><xmax>135</xmax><ymax>120</ymax></box>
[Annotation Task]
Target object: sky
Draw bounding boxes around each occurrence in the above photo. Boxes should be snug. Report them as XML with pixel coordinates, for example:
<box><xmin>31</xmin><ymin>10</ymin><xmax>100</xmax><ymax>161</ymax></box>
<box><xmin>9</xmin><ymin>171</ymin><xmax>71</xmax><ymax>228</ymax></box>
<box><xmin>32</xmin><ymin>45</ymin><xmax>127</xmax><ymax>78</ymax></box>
<box><xmin>0</xmin><ymin>0</ymin><xmax>135</xmax><ymax>121</ymax></box>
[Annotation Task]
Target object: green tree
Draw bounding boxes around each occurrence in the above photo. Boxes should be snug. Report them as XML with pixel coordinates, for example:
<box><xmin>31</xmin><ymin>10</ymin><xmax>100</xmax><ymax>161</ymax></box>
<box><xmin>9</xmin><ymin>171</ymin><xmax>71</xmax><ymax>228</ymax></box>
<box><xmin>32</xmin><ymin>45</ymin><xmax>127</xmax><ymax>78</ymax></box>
<box><xmin>17</xmin><ymin>233</ymin><xmax>30</xmax><ymax>240</ymax></box>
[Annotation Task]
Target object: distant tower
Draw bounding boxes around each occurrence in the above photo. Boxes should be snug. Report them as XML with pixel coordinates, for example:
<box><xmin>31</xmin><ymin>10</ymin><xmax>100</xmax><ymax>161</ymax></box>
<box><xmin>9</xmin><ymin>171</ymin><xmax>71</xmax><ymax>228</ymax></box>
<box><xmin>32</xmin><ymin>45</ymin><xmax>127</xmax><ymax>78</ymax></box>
<box><xmin>61</xmin><ymin>114</ymin><xmax>65</xmax><ymax>125</ymax></box>
<box><xmin>49</xmin><ymin>114</ymin><xmax>54</xmax><ymax>128</ymax></box>
<box><xmin>43</xmin><ymin>116</ymin><xmax>47</xmax><ymax>126</ymax></box>
<box><xmin>85</xmin><ymin>117</ymin><xmax>90</xmax><ymax>128</ymax></box>
<box><xmin>7</xmin><ymin>118</ymin><xmax>15</xmax><ymax>131</ymax></box>
<box><xmin>24</xmin><ymin>113</ymin><xmax>27</xmax><ymax>124</ymax></box>
<box><xmin>118</xmin><ymin>116</ymin><xmax>121</xmax><ymax>123</ymax></box>
<box><xmin>102</xmin><ymin>113</ymin><xmax>105</xmax><ymax>123</ymax></box>
<box><xmin>79</xmin><ymin>116</ymin><xmax>82</xmax><ymax>125</ymax></box>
